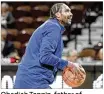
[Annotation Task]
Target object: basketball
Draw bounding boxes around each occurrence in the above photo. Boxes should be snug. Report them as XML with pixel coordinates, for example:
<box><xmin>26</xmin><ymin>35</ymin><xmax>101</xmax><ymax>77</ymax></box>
<box><xmin>62</xmin><ymin>64</ymin><xmax>86</xmax><ymax>87</ymax></box>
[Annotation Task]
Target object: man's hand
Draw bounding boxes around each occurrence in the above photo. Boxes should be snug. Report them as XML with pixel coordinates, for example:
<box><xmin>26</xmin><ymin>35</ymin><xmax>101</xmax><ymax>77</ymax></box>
<box><xmin>68</xmin><ymin>61</ymin><xmax>85</xmax><ymax>80</ymax></box>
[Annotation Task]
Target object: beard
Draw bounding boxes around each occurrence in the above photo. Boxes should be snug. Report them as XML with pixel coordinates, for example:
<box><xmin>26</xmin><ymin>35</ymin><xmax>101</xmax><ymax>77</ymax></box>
<box><xmin>63</xmin><ymin>19</ymin><xmax>72</xmax><ymax>26</ymax></box>
<box><xmin>67</xmin><ymin>19</ymin><xmax>72</xmax><ymax>25</ymax></box>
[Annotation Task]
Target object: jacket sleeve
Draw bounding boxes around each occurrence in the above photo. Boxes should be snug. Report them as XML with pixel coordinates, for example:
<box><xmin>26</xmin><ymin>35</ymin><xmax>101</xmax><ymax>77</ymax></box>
<box><xmin>39</xmin><ymin>24</ymin><xmax>68</xmax><ymax>70</ymax></box>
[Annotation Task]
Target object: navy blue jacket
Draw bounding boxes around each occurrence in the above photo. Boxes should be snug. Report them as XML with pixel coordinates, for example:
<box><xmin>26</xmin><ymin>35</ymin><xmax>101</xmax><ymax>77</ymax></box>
<box><xmin>14</xmin><ymin>18</ymin><xmax>68</xmax><ymax>89</ymax></box>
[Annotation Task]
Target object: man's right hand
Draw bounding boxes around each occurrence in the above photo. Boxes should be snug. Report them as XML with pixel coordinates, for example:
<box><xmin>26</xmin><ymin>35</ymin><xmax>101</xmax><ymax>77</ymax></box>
<box><xmin>68</xmin><ymin>61</ymin><xmax>85</xmax><ymax>79</ymax></box>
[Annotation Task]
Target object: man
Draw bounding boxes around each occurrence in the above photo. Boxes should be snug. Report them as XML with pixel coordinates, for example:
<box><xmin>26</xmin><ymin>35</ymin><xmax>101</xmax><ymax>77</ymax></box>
<box><xmin>1</xmin><ymin>3</ymin><xmax>15</xmax><ymax>29</ymax></box>
<box><xmin>1</xmin><ymin>28</ymin><xmax>20</xmax><ymax>64</ymax></box>
<box><xmin>14</xmin><ymin>3</ymin><xmax>83</xmax><ymax>89</ymax></box>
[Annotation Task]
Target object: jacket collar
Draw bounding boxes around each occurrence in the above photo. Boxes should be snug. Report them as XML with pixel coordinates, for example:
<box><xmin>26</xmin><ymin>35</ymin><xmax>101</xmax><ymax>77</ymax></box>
<box><xmin>49</xmin><ymin>18</ymin><xmax>65</xmax><ymax>34</ymax></box>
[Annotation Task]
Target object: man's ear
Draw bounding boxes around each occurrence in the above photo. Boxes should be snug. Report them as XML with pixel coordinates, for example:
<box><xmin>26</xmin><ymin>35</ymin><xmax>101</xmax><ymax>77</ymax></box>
<box><xmin>55</xmin><ymin>12</ymin><xmax>61</xmax><ymax>19</ymax></box>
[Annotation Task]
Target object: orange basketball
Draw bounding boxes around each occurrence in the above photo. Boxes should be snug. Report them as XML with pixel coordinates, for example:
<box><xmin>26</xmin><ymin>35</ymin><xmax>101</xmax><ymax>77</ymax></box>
<box><xmin>62</xmin><ymin>64</ymin><xmax>86</xmax><ymax>87</ymax></box>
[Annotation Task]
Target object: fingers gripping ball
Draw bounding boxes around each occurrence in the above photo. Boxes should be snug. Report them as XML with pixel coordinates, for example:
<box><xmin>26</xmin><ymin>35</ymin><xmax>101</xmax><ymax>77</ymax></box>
<box><xmin>62</xmin><ymin>64</ymin><xmax>86</xmax><ymax>87</ymax></box>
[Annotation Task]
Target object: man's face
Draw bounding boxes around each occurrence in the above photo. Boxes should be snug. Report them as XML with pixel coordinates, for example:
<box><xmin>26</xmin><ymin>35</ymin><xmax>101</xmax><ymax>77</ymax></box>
<box><xmin>59</xmin><ymin>4</ymin><xmax>73</xmax><ymax>26</ymax></box>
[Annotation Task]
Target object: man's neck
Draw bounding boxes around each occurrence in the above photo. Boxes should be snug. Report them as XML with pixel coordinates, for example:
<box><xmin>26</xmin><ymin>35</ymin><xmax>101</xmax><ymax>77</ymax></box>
<box><xmin>57</xmin><ymin>19</ymin><xmax>64</xmax><ymax>27</ymax></box>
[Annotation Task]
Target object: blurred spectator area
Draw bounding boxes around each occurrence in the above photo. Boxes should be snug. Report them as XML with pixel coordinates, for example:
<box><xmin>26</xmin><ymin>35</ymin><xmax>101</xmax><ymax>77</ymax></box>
<box><xmin>1</xmin><ymin>2</ymin><xmax>103</xmax><ymax>57</ymax></box>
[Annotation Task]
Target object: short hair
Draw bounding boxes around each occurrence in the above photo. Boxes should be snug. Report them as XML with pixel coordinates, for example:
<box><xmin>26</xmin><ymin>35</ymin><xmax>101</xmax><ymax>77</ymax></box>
<box><xmin>1</xmin><ymin>3</ymin><xmax>9</xmax><ymax>9</ymax></box>
<box><xmin>50</xmin><ymin>3</ymin><xmax>65</xmax><ymax>18</ymax></box>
